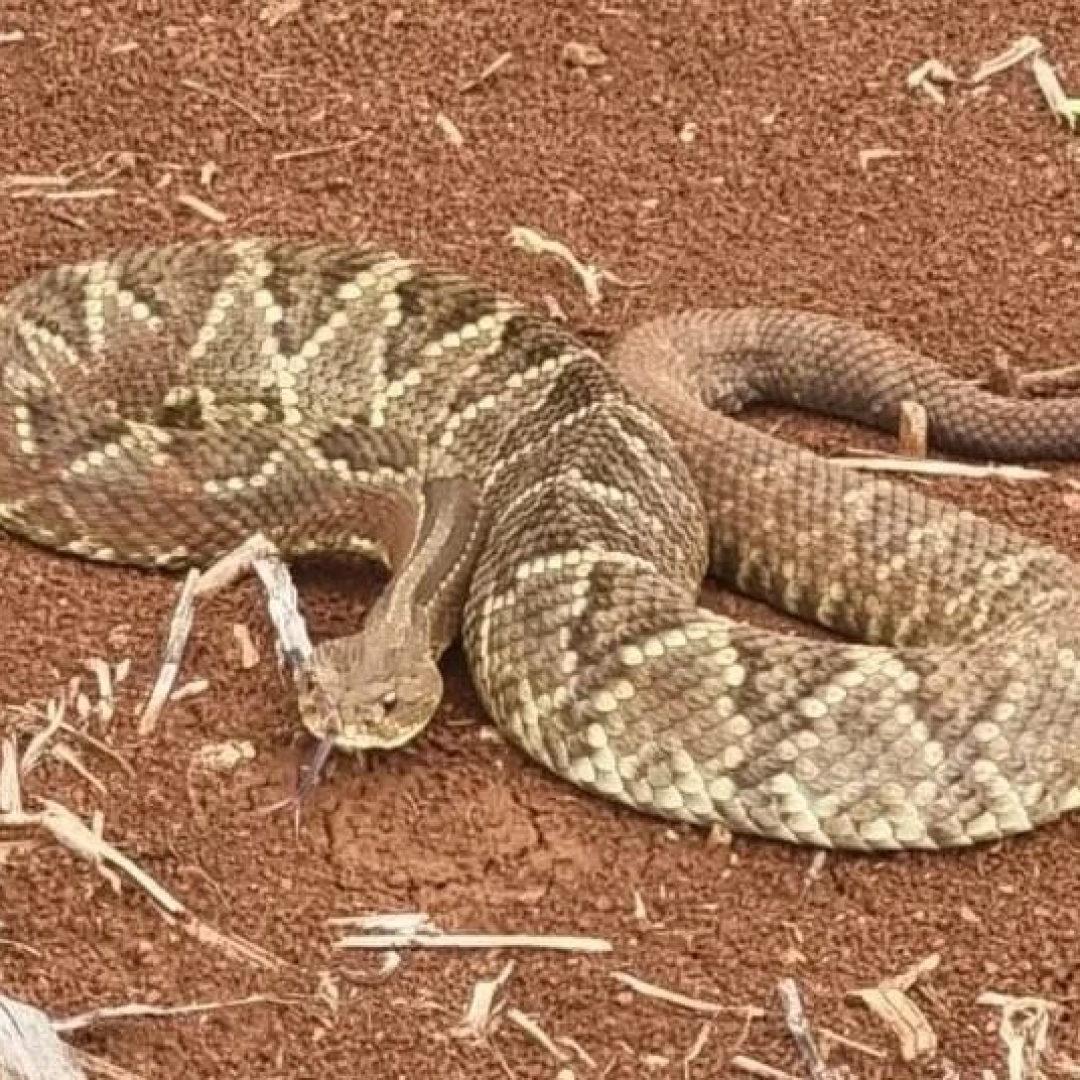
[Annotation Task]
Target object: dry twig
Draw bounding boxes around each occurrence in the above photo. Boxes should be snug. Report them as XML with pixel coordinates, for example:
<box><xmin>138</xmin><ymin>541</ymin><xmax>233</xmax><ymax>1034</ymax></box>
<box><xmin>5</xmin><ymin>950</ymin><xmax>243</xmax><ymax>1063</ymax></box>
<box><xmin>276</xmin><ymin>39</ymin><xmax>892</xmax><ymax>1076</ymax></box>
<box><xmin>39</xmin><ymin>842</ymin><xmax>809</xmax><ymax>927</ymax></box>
<box><xmin>460</xmin><ymin>51</ymin><xmax>513</xmax><ymax>92</ymax></box>
<box><xmin>611</xmin><ymin>971</ymin><xmax>734</xmax><ymax>1016</ymax></box>
<box><xmin>180</xmin><ymin>78</ymin><xmax>267</xmax><ymax>127</ymax></box>
<box><xmin>335</xmin><ymin>928</ymin><xmax>612</xmax><ymax>953</ymax></box>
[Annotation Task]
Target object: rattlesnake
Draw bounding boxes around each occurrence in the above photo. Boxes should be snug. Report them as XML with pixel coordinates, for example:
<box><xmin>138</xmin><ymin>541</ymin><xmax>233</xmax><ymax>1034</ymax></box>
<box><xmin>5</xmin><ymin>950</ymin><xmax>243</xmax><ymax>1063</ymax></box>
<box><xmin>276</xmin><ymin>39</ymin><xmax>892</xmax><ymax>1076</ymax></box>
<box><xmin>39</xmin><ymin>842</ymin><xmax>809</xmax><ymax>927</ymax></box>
<box><xmin>2</xmin><ymin>237</ymin><xmax>1080</xmax><ymax>851</ymax></box>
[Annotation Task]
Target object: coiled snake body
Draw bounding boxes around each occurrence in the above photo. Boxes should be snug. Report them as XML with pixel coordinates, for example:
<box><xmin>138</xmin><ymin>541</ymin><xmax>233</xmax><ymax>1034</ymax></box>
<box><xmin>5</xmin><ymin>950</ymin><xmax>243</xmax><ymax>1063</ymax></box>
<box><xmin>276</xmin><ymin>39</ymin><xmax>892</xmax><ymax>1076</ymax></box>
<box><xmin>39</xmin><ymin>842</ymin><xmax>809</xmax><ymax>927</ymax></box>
<box><xmin>3</xmin><ymin>237</ymin><xmax>1080</xmax><ymax>851</ymax></box>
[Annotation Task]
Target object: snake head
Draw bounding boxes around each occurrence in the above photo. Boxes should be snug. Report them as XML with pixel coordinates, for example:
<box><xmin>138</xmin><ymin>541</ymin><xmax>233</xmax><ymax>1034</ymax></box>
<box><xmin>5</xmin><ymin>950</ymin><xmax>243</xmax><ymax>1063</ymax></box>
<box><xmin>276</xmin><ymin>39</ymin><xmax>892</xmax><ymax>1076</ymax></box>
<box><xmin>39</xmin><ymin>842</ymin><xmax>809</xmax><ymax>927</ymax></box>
<box><xmin>297</xmin><ymin>632</ymin><xmax>444</xmax><ymax>754</ymax></box>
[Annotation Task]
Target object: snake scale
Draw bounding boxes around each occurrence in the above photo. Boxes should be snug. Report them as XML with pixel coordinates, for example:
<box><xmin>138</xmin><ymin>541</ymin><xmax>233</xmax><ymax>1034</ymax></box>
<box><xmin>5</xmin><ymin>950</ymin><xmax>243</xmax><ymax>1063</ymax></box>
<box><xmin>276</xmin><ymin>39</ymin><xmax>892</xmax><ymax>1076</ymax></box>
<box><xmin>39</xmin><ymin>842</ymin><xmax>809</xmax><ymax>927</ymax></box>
<box><xmin>2</xmin><ymin>237</ymin><xmax>1080</xmax><ymax>851</ymax></box>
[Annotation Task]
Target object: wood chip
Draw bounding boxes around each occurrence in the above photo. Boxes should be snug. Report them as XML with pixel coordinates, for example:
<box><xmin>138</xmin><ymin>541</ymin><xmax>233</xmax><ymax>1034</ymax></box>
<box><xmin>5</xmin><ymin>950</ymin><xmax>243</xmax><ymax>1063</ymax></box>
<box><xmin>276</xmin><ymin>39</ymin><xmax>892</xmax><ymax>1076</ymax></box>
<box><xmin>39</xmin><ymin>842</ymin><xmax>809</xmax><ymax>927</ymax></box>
<box><xmin>561</xmin><ymin>42</ymin><xmax>607</xmax><ymax>68</ymax></box>
<box><xmin>176</xmin><ymin>192</ymin><xmax>227</xmax><ymax>224</ymax></box>
<box><xmin>897</xmin><ymin>400</ymin><xmax>928</xmax><ymax>458</ymax></box>
<box><xmin>170</xmin><ymin>678</ymin><xmax>209</xmax><ymax>703</ymax></box>
<box><xmin>858</xmin><ymin>148</ymin><xmax>903</xmax><ymax>171</ymax></box>
<box><xmin>847</xmin><ymin>986</ymin><xmax>936</xmax><ymax>1062</ymax></box>
<box><xmin>435</xmin><ymin>113</ymin><xmax>465</xmax><ymax>147</ymax></box>
<box><xmin>882</xmin><ymin>952</ymin><xmax>941</xmax><ymax>992</ymax></box>
<box><xmin>0</xmin><ymin>31</ymin><xmax>26</xmax><ymax>45</ymax></box>
<box><xmin>452</xmin><ymin>961</ymin><xmax>515</xmax><ymax>1040</ymax></box>
<box><xmin>678</xmin><ymin>121</ymin><xmax>698</xmax><ymax>146</ymax></box>
<box><xmin>192</xmin><ymin>741</ymin><xmax>255</xmax><ymax>773</ymax></box>
<box><xmin>259</xmin><ymin>0</ymin><xmax>302</xmax><ymax>27</ymax></box>
<box><xmin>681</xmin><ymin>1023</ymin><xmax>713</xmax><ymax>1075</ymax></box>
<box><xmin>232</xmin><ymin>624</ymin><xmax>260</xmax><ymax>669</ymax></box>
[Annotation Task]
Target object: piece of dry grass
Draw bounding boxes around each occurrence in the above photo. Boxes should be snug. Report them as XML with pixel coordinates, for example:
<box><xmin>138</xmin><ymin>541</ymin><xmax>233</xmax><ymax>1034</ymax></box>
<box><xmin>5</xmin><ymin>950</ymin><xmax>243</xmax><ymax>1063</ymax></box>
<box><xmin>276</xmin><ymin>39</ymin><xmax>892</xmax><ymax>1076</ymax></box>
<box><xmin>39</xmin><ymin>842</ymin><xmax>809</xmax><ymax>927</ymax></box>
<box><xmin>730</xmin><ymin>1057</ymin><xmax>801</xmax><ymax>1080</ymax></box>
<box><xmin>0</xmin><ymin>989</ymin><xmax>301</xmax><ymax>1080</ymax></box>
<box><xmin>906</xmin><ymin>59</ymin><xmax>959</xmax><ymax>104</ymax></box>
<box><xmin>3</xmin><ymin>722</ymin><xmax>284</xmax><ymax>972</ymax></box>
<box><xmin>505</xmin><ymin>1008</ymin><xmax>573</xmax><ymax>1066</ymax></box>
<box><xmin>508</xmin><ymin>225</ymin><xmax>640</xmax><ymax>309</ymax></box>
<box><xmin>335</xmin><ymin>928</ymin><xmax>612</xmax><ymax>953</ymax></box>
<box><xmin>1032</xmin><ymin>54</ymin><xmax>1078</xmax><ymax>130</ymax></box>
<box><xmin>970</xmin><ymin>35</ymin><xmax>1044</xmax><ymax>84</ymax></box>
<box><xmin>978</xmin><ymin>992</ymin><xmax>1060</xmax><ymax>1080</ymax></box>
<box><xmin>272</xmin><ymin>139</ymin><xmax>362</xmax><ymax>163</ymax></box>
<box><xmin>611</xmin><ymin>971</ymin><xmax>731</xmax><ymax>1016</ymax></box>
<box><xmin>3</xmin><ymin>798</ymin><xmax>185</xmax><ymax>914</ymax></box>
<box><xmin>53</xmin><ymin>995</ymin><xmax>297</xmax><ymax>1035</ymax></box>
<box><xmin>140</xmin><ymin>568</ymin><xmax>199</xmax><ymax>734</ymax></box>
<box><xmin>847</xmin><ymin>954</ymin><xmax>940</xmax><ymax>1063</ymax></box>
<box><xmin>832</xmin><ymin>451</ymin><xmax>1052</xmax><ymax>481</ymax></box>
<box><xmin>0</xmin><ymin>993</ymin><xmax>85</xmax><ymax>1080</ymax></box>
<box><xmin>179</xmin><ymin>77</ymin><xmax>267</xmax><ymax>127</ymax></box>
<box><xmin>452</xmin><ymin>961</ymin><xmax>515</xmax><ymax>1040</ymax></box>
<box><xmin>181</xmin><ymin>918</ymin><xmax>287</xmax><ymax>971</ymax></box>
<box><xmin>332</xmin><ymin>908</ymin><xmax>610</xmax><ymax>952</ymax></box>
<box><xmin>776</xmin><ymin>979</ymin><xmax>846</xmax><ymax>1080</ymax></box>
<box><xmin>2</xmin><ymin>174</ymin><xmax>71</xmax><ymax>190</ymax></box>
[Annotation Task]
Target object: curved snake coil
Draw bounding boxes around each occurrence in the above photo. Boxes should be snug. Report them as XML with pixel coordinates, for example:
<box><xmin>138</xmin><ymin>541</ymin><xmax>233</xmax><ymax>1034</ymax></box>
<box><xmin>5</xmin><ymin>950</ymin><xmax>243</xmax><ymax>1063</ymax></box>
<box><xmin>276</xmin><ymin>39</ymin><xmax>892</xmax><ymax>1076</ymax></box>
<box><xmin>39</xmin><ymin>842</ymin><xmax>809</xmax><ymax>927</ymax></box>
<box><xmin>2</xmin><ymin>237</ymin><xmax>1080</xmax><ymax>851</ymax></box>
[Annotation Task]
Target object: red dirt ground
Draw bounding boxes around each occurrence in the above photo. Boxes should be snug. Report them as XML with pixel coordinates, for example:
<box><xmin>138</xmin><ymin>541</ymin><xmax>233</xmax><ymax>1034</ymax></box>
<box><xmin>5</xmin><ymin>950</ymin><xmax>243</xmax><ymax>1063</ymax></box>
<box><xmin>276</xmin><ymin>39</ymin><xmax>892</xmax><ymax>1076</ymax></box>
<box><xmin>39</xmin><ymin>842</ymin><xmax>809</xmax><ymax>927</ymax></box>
<box><xmin>3</xmin><ymin>2</ymin><xmax>1080</xmax><ymax>1077</ymax></box>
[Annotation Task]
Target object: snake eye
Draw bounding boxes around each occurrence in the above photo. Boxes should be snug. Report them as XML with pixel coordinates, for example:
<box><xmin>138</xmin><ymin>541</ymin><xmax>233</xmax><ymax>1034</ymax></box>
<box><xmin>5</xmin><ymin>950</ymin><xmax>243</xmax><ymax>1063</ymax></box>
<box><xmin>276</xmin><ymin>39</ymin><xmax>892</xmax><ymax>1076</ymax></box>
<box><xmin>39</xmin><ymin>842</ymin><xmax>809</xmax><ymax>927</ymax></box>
<box><xmin>380</xmin><ymin>690</ymin><xmax>398</xmax><ymax>711</ymax></box>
